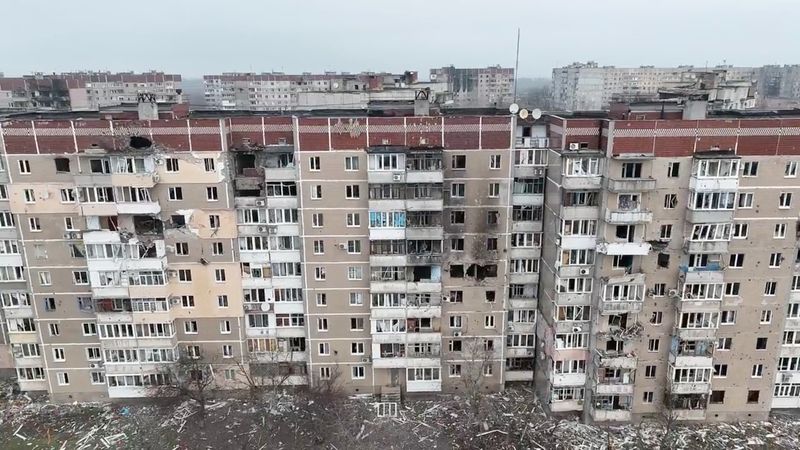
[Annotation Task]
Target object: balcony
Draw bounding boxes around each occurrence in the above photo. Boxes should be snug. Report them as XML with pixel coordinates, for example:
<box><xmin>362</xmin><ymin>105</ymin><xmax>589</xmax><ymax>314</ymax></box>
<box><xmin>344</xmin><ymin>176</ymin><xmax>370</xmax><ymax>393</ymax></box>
<box><xmin>679</xmin><ymin>264</ymin><xmax>725</xmax><ymax>284</ymax></box>
<box><xmin>562</xmin><ymin>175</ymin><xmax>603</xmax><ymax>190</ymax></box>
<box><xmin>368</xmin><ymin>171</ymin><xmax>406</xmax><ymax>184</ymax></box>
<box><xmin>606</xmin><ymin>178</ymin><xmax>656</xmax><ymax>193</ymax></box>
<box><xmin>515</xmin><ymin>137</ymin><xmax>550</xmax><ymax>148</ymax></box>
<box><xmin>595</xmin><ymin>350</ymin><xmax>637</xmax><ymax>369</ymax></box>
<box><xmin>511</xmin><ymin>220</ymin><xmax>543</xmax><ymax>233</ymax></box>
<box><xmin>669</xmin><ymin>352</ymin><xmax>713</xmax><ymax>369</ymax></box>
<box><xmin>405</xmin><ymin>198</ymin><xmax>444</xmax><ymax>211</ymax></box>
<box><xmin>405</xmin><ymin>171</ymin><xmax>443</xmax><ymax>184</ymax></box>
<box><xmin>671</xmin><ymin>381</ymin><xmax>711</xmax><ymax>395</ymax></box>
<box><xmin>689</xmin><ymin>176</ymin><xmax>739</xmax><ymax>192</ymax></box>
<box><xmin>604</xmin><ymin>208</ymin><xmax>653</xmax><ymax>224</ymax></box>
<box><xmin>112</xmin><ymin>172</ymin><xmax>157</xmax><ymax>188</ymax></box>
<box><xmin>508</xmin><ymin>247</ymin><xmax>541</xmax><ymax>260</ymax></box>
<box><xmin>117</xmin><ymin>200</ymin><xmax>161</xmax><ymax>215</ymax></box>
<box><xmin>555</xmin><ymin>320</ymin><xmax>591</xmax><ymax>334</ymax></box>
<box><xmin>596</xmin><ymin>241</ymin><xmax>651</xmax><ymax>255</ymax></box>
<box><xmin>554</xmin><ymin>292</ymin><xmax>592</xmax><ymax>306</ymax></box>
<box><xmin>512</xmin><ymin>193</ymin><xmax>544</xmax><ymax>206</ymax></box>
<box><xmin>595</xmin><ymin>378</ymin><xmax>635</xmax><ymax>395</ymax></box>
<box><xmin>505</xmin><ymin>370</ymin><xmax>534</xmax><ymax>382</ymax></box>
<box><xmin>557</xmin><ymin>265</ymin><xmax>592</xmax><ymax>278</ymax></box>
<box><xmin>598</xmin><ymin>300</ymin><xmax>643</xmax><ymax>315</ymax></box>
<box><xmin>686</xmin><ymin>209</ymin><xmax>735</xmax><ymax>224</ymax></box>
<box><xmin>2</xmin><ymin>306</ymin><xmax>34</xmax><ymax>319</ymax></box>
<box><xmin>509</xmin><ymin>272</ymin><xmax>540</xmax><ymax>285</ymax></box>
<box><xmin>407</xmin><ymin>379</ymin><xmax>442</xmax><ymax>393</ymax></box>
<box><xmin>407</xmin><ymin>253</ymin><xmax>443</xmax><ymax>265</ymax></box>
<box><xmin>369</xmin><ymin>227</ymin><xmax>405</xmax><ymax>241</ymax></box>
<box><xmin>685</xmin><ymin>241</ymin><xmax>729</xmax><ymax>254</ymax></box>
<box><xmin>676</xmin><ymin>328</ymin><xmax>718</xmax><ymax>340</ymax></box>
<box><xmin>590</xmin><ymin>406</ymin><xmax>631</xmax><ymax>422</ymax></box>
<box><xmin>560</xmin><ymin>205</ymin><xmax>600</xmax><ymax>221</ymax></box>
<box><xmin>550</xmin><ymin>372</ymin><xmax>587</xmax><ymax>386</ymax></box>
<box><xmin>674</xmin><ymin>409</ymin><xmax>707</xmax><ymax>421</ymax></box>
<box><xmin>405</xmin><ymin>226</ymin><xmax>443</xmax><ymax>240</ymax></box>
<box><xmin>559</xmin><ymin>235</ymin><xmax>598</xmax><ymax>250</ymax></box>
<box><xmin>263</xmin><ymin>166</ymin><xmax>297</xmax><ymax>181</ymax></box>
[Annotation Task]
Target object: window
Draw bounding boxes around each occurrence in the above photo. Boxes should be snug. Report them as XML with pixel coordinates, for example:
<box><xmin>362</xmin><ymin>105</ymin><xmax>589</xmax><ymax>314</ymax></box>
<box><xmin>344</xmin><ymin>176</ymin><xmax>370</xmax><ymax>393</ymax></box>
<box><xmin>347</xmin><ymin>266</ymin><xmax>363</xmax><ymax>280</ymax></box>
<box><xmin>317</xmin><ymin>318</ymin><xmax>328</xmax><ymax>331</ymax></box>
<box><xmin>206</xmin><ymin>186</ymin><xmax>218</xmax><ymax>201</ymax></box>
<box><xmin>667</xmin><ymin>162</ymin><xmax>680</xmax><ymax>177</ymax></box>
<box><xmin>318</xmin><ymin>342</ymin><xmax>330</xmax><ymax>356</ymax></box>
<box><xmin>0</xmin><ymin>186</ymin><xmax>6</xmax><ymax>200</ymax></box>
<box><xmin>780</xmin><ymin>192</ymin><xmax>793</xmax><ymax>208</ymax></box>
<box><xmin>178</xmin><ymin>269</ymin><xmax>192</xmax><ymax>282</ymax></box>
<box><xmin>315</xmin><ymin>267</ymin><xmax>326</xmax><ymax>281</ymax></box>
<box><xmin>450</xmin><ymin>183</ymin><xmax>465</xmax><ymax>198</ymax></box>
<box><xmin>347</xmin><ymin>240</ymin><xmax>361</xmax><ymax>254</ymax></box>
<box><xmin>64</xmin><ymin>217</ymin><xmax>75</xmax><ymax>231</ymax></box>
<box><xmin>486</xmin><ymin>237</ymin><xmax>498</xmax><ymax>250</ymax></box>
<box><xmin>644</xmin><ymin>365</ymin><xmax>657</xmax><ymax>378</ymax></box>
<box><xmin>642</xmin><ymin>391</ymin><xmax>654</xmax><ymax>404</ymax></box>
<box><xmin>713</xmin><ymin>364</ymin><xmax>728</xmax><ymax>377</ymax></box>
<box><xmin>175</xmin><ymin>242</ymin><xmax>189</xmax><ymax>256</ymax></box>
<box><xmin>313</xmin><ymin>240</ymin><xmax>324</xmax><ymax>254</ymax></box>
<box><xmin>351</xmin><ymin>318</ymin><xmax>365</xmax><ymax>330</ymax></box>
<box><xmin>345</xmin><ymin>184</ymin><xmax>360</xmax><ymax>199</ymax></box>
<box><xmin>39</xmin><ymin>271</ymin><xmax>52</xmax><ymax>286</ymax></box>
<box><xmin>53</xmin><ymin>348</ymin><xmax>65</xmax><ymax>362</ymax></box>
<box><xmin>219</xmin><ymin>320</ymin><xmax>231</xmax><ymax>334</ymax></box>
<box><xmin>351</xmin><ymin>342</ymin><xmax>365</xmax><ymax>355</ymax></box>
<box><xmin>210</xmin><ymin>241</ymin><xmax>224</xmax><ymax>256</ymax></box>
<box><xmin>488</xmin><ymin>183</ymin><xmax>500</xmax><ymax>198</ymax></box>
<box><xmin>184</xmin><ymin>320</ymin><xmax>198</xmax><ymax>334</ymax></box>
<box><xmin>217</xmin><ymin>295</ymin><xmax>229</xmax><ymax>308</ymax></box>
<box><xmin>747</xmin><ymin>390</ymin><xmax>760</xmax><ymax>404</ymax></box>
<box><xmin>29</xmin><ymin>217</ymin><xmax>41</xmax><ymax>231</ymax></box>
<box><xmin>49</xmin><ymin>323</ymin><xmax>60</xmax><ymax>336</ymax></box>
<box><xmin>449</xmin><ymin>315</ymin><xmax>463</xmax><ymax>329</ymax></box>
<box><xmin>659</xmin><ymin>224</ymin><xmax>672</xmax><ymax>240</ymax></box>
<box><xmin>786</xmin><ymin>161</ymin><xmax>799</xmax><ymax>178</ymax></box>
<box><xmin>729</xmin><ymin>253</ymin><xmax>744</xmax><ymax>268</ymax></box>
<box><xmin>341</xmin><ymin>155</ymin><xmax>360</xmax><ymax>171</ymax></box>
<box><xmin>204</xmin><ymin>158</ymin><xmax>215</xmax><ymax>172</ymax></box>
<box><xmin>485</xmin><ymin>291</ymin><xmax>496</xmax><ymax>303</ymax></box>
<box><xmin>310</xmin><ymin>185</ymin><xmax>323</xmax><ymax>199</ymax></box>
<box><xmin>86</xmin><ymin>347</ymin><xmax>101</xmax><ymax>361</ymax></box>
<box><xmin>649</xmin><ymin>311</ymin><xmax>663</xmax><ymax>325</ymax></box>
<box><xmin>57</xmin><ymin>372</ymin><xmax>70</xmax><ymax>386</ymax></box>
<box><xmin>23</xmin><ymin>188</ymin><xmax>35</xmax><ymax>203</ymax></box>
<box><xmin>215</xmin><ymin>269</ymin><xmax>226</xmax><ymax>282</ymax></box>
<box><xmin>18</xmin><ymin>160</ymin><xmax>31</xmax><ymax>174</ymax></box>
<box><xmin>737</xmin><ymin>192</ymin><xmax>753</xmax><ymax>208</ymax></box>
<box><xmin>312</xmin><ymin>213</ymin><xmax>324</xmax><ymax>228</ymax></box>
<box><xmin>489</xmin><ymin>154</ymin><xmax>501</xmax><ymax>169</ymax></box>
<box><xmin>450</xmin><ymin>210</ymin><xmax>465</xmax><ymax>224</ymax></box>
<box><xmin>770</xmin><ymin>253</ymin><xmax>783</xmax><ymax>268</ymax></box>
<box><xmin>710</xmin><ymin>391</ymin><xmax>726</xmax><ymax>404</ymax></box>
<box><xmin>209</xmin><ymin>215</ymin><xmax>220</xmax><ymax>228</ymax></box>
<box><xmin>351</xmin><ymin>366</ymin><xmax>366</xmax><ymax>380</ymax></box>
<box><xmin>732</xmin><ymin>223</ymin><xmax>748</xmax><ymax>239</ymax></box>
<box><xmin>319</xmin><ymin>367</ymin><xmax>331</xmax><ymax>380</ymax></box>
<box><xmin>165</xmin><ymin>158</ymin><xmax>180</xmax><ymax>172</ymax></box>
<box><xmin>775</xmin><ymin>223</ymin><xmax>787</xmax><ymax>239</ymax></box>
<box><xmin>725</xmin><ymin>282</ymin><xmax>740</xmax><ymax>296</ymax></box>
<box><xmin>181</xmin><ymin>295</ymin><xmax>195</xmax><ymax>308</ymax></box>
<box><xmin>756</xmin><ymin>337</ymin><xmax>768</xmax><ymax>350</ymax></box>
<box><xmin>765</xmin><ymin>281</ymin><xmax>777</xmax><ymax>296</ymax></box>
<box><xmin>652</xmin><ymin>283</ymin><xmax>666</xmax><ymax>297</ymax></box>
<box><xmin>647</xmin><ymin>339</ymin><xmax>660</xmax><ymax>352</ymax></box>
<box><xmin>346</xmin><ymin>213</ymin><xmax>360</xmax><ymax>227</ymax></box>
<box><xmin>742</xmin><ymin>161</ymin><xmax>758</xmax><ymax>177</ymax></box>
<box><xmin>664</xmin><ymin>193</ymin><xmax>677</xmax><ymax>209</ymax></box>
<box><xmin>717</xmin><ymin>337</ymin><xmax>732</xmax><ymax>350</ymax></box>
<box><xmin>316</xmin><ymin>293</ymin><xmax>327</xmax><ymax>306</ymax></box>
<box><xmin>72</xmin><ymin>271</ymin><xmax>89</xmax><ymax>285</ymax></box>
<box><xmin>484</xmin><ymin>315</ymin><xmax>495</xmax><ymax>328</ymax></box>
<box><xmin>720</xmin><ymin>310</ymin><xmax>736</xmax><ymax>325</ymax></box>
<box><xmin>54</xmin><ymin>157</ymin><xmax>71</xmax><ymax>173</ymax></box>
<box><xmin>309</xmin><ymin>156</ymin><xmax>321</xmax><ymax>171</ymax></box>
<box><xmin>752</xmin><ymin>364</ymin><xmax>763</xmax><ymax>378</ymax></box>
<box><xmin>452</xmin><ymin>154</ymin><xmax>466</xmax><ymax>169</ymax></box>
<box><xmin>621</xmin><ymin>162</ymin><xmax>642</xmax><ymax>178</ymax></box>
<box><xmin>760</xmin><ymin>310</ymin><xmax>772</xmax><ymax>324</ymax></box>
<box><xmin>349</xmin><ymin>292</ymin><xmax>363</xmax><ymax>306</ymax></box>
<box><xmin>168</xmin><ymin>187</ymin><xmax>183</xmax><ymax>200</ymax></box>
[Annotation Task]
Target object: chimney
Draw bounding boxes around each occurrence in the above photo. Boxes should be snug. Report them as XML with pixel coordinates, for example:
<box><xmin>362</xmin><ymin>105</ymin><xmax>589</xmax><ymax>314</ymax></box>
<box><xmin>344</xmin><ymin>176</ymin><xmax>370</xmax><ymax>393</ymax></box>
<box><xmin>137</xmin><ymin>92</ymin><xmax>159</xmax><ymax>120</ymax></box>
<box><xmin>414</xmin><ymin>88</ymin><xmax>431</xmax><ymax>116</ymax></box>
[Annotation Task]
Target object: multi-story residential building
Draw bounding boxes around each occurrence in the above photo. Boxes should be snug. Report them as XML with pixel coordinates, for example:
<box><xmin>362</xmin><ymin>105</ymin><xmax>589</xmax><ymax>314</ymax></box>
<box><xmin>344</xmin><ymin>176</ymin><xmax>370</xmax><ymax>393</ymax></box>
<box><xmin>430</xmin><ymin>66</ymin><xmax>515</xmax><ymax>108</ymax></box>
<box><xmin>0</xmin><ymin>72</ymin><xmax>182</xmax><ymax>111</ymax></box>
<box><xmin>202</xmin><ymin>71</ymin><xmax>435</xmax><ymax>111</ymax></box>
<box><xmin>551</xmin><ymin>62</ymin><xmax>761</xmax><ymax>111</ymax></box>
<box><xmin>759</xmin><ymin>65</ymin><xmax>800</xmax><ymax>100</ymax></box>
<box><xmin>0</xmin><ymin>97</ymin><xmax>543</xmax><ymax>400</ymax></box>
<box><xmin>536</xmin><ymin>103</ymin><xmax>800</xmax><ymax>422</ymax></box>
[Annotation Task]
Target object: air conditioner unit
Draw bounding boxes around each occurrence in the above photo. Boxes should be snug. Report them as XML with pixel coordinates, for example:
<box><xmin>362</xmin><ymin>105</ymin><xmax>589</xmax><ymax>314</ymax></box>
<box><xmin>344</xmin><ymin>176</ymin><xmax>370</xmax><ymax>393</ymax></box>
<box><xmin>255</xmin><ymin>199</ymin><xmax>266</xmax><ymax>207</ymax></box>
<box><xmin>392</xmin><ymin>173</ymin><xmax>403</xmax><ymax>181</ymax></box>
<box><xmin>453</xmin><ymin>331</ymin><xmax>462</xmax><ymax>337</ymax></box>
<box><xmin>152</xmin><ymin>173</ymin><xmax>160</xmax><ymax>183</ymax></box>
<box><xmin>576</xmin><ymin>399</ymin><xmax>584</xmax><ymax>405</ymax></box>
<box><xmin>569</xmin><ymin>143</ymin><xmax>580</xmax><ymax>150</ymax></box>
<box><xmin>258</xmin><ymin>226</ymin><xmax>270</xmax><ymax>233</ymax></box>
<box><xmin>647</xmin><ymin>289</ymin><xmax>655</xmax><ymax>297</ymax></box>
<box><xmin>168</xmin><ymin>295</ymin><xmax>181</xmax><ymax>304</ymax></box>
<box><xmin>782</xmin><ymin>373</ymin><xmax>792</xmax><ymax>383</ymax></box>
<box><xmin>361</xmin><ymin>357</ymin><xmax>371</xmax><ymax>363</ymax></box>
<box><xmin>382</xmin><ymin>138</ymin><xmax>391</xmax><ymax>145</ymax></box>
<box><xmin>442</xmin><ymin>295</ymin><xmax>450</xmax><ymax>303</ymax></box>
<box><xmin>572</xmin><ymin>326</ymin><xmax>582</xmax><ymax>332</ymax></box>
<box><xmin>165</xmin><ymin>245</ymin><xmax>175</xmax><ymax>254</ymax></box>
<box><xmin>579</xmin><ymin>268</ymin><xmax>590</xmax><ymax>275</ymax></box>
<box><xmin>199</xmin><ymin>258</ymin><xmax>209</xmax><ymax>266</ymax></box>
<box><xmin>154</xmin><ymin>158</ymin><xmax>164</xmax><ymax>165</ymax></box>
<box><xmin>89</xmin><ymin>363</ymin><xmax>102</xmax><ymax>369</ymax></box>
<box><xmin>167</xmin><ymin>270</ymin><xmax>178</xmax><ymax>277</ymax></box>
<box><xmin>668</xmin><ymin>289</ymin><xmax>679</xmax><ymax>297</ymax></box>
<box><xmin>337</xmin><ymin>243</ymin><xmax>347</xmax><ymax>250</ymax></box>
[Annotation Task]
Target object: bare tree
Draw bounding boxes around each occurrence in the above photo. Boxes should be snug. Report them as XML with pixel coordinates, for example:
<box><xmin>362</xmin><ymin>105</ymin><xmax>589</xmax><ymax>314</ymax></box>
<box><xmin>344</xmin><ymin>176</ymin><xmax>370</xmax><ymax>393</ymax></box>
<box><xmin>458</xmin><ymin>337</ymin><xmax>495</xmax><ymax>425</ymax></box>
<box><xmin>235</xmin><ymin>349</ymin><xmax>300</xmax><ymax>400</ymax></box>
<box><xmin>152</xmin><ymin>349</ymin><xmax>219</xmax><ymax>418</ymax></box>
<box><xmin>656</xmin><ymin>387</ymin><xmax>683</xmax><ymax>450</ymax></box>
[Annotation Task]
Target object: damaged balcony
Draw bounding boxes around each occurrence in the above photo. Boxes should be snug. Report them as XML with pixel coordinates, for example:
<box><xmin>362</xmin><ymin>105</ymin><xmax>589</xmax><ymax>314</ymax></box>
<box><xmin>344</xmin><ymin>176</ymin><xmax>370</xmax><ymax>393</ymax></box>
<box><xmin>505</xmin><ymin>358</ymin><xmax>534</xmax><ymax>382</ymax></box>
<box><xmin>670</xmin><ymin>367</ymin><xmax>712</xmax><ymax>395</ymax></box>
<box><xmin>594</xmin><ymin>347</ymin><xmax>637</xmax><ymax>370</ymax></box>
<box><xmin>262</xmin><ymin>151</ymin><xmax>297</xmax><ymax>181</ymax></box>
<box><xmin>604</xmin><ymin>207</ymin><xmax>653</xmax><ymax>225</ymax></box>
<box><xmin>606</xmin><ymin>177</ymin><xmax>656</xmax><ymax>193</ymax></box>
<box><xmin>589</xmin><ymin>394</ymin><xmax>632</xmax><ymax>422</ymax></box>
<box><xmin>684</xmin><ymin>240</ymin><xmax>729</xmax><ymax>254</ymax></box>
<box><xmin>599</xmin><ymin>280</ymin><xmax>644</xmax><ymax>315</ymax></box>
<box><xmin>672</xmin><ymin>394</ymin><xmax>708</xmax><ymax>421</ymax></box>
<box><xmin>596</xmin><ymin>240</ymin><xmax>651</xmax><ymax>256</ymax></box>
<box><xmin>405</xmin><ymin>151</ymin><xmax>443</xmax><ymax>184</ymax></box>
<box><xmin>593</xmin><ymin>368</ymin><xmax>635</xmax><ymax>396</ymax></box>
<box><xmin>679</xmin><ymin>262</ymin><xmax>725</xmax><ymax>284</ymax></box>
<box><xmin>405</xmin><ymin>184</ymin><xmax>444</xmax><ymax>211</ymax></box>
<box><xmin>669</xmin><ymin>337</ymin><xmax>714</xmax><ymax>368</ymax></box>
<box><xmin>406</xmin><ymin>240</ymin><xmax>443</xmax><ymax>265</ymax></box>
<box><xmin>596</xmin><ymin>313</ymin><xmax>642</xmax><ymax>341</ymax></box>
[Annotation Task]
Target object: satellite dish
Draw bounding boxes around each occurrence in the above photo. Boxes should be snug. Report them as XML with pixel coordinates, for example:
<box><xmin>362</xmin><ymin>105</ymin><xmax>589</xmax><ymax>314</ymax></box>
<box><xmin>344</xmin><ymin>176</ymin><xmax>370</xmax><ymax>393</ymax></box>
<box><xmin>509</xmin><ymin>103</ymin><xmax>520</xmax><ymax>114</ymax></box>
<box><xmin>531</xmin><ymin>108</ymin><xmax>542</xmax><ymax>120</ymax></box>
<box><xmin>332</xmin><ymin>82</ymin><xmax>339</xmax><ymax>89</ymax></box>
<box><xmin>519</xmin><ymin>109</ymin><xmax>530</xmax><ymax>119</ymax></box>
<box><xmin>260</xmin><ymin>302</ymin><xmax>270</xmax><ymax>312</ymax></box>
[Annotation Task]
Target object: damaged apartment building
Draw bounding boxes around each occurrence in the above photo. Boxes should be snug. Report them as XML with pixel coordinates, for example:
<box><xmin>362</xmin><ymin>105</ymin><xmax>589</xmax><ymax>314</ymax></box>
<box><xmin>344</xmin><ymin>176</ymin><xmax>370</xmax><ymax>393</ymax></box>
<box><xmin>0</xmin><ymin>96</ymin><xmax>541</xmax><ymax>401</ymax></box>
<box><xmin>2</xmin><ymin>92</ymin><xmax>800</xmax><ymax>425</ymax></box>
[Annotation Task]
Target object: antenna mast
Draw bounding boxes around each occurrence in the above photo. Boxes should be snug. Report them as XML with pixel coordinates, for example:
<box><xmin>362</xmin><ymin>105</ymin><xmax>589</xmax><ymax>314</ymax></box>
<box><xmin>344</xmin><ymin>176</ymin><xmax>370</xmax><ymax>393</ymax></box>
<box><xmin>513</xmin><ymin>27</ymin><xmax>520</xmax><ymax>104</ymax></box>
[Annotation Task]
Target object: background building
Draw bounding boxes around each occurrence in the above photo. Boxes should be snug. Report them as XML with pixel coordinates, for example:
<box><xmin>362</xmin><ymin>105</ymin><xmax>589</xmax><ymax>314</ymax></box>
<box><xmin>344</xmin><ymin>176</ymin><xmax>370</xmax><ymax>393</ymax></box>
<box><xmin>430</xmin><ymin>66</ymin><xmax>515</xmax><ymax>108</ymax></box>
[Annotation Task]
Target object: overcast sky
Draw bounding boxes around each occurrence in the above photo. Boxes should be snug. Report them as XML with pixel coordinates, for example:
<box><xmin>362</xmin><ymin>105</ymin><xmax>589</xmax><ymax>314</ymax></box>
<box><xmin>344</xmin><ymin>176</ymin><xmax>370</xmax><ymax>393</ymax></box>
<box><xmin>1</xmin><ymin>0</ymin><xmax>797</xmax><ymax>79</ymax></box>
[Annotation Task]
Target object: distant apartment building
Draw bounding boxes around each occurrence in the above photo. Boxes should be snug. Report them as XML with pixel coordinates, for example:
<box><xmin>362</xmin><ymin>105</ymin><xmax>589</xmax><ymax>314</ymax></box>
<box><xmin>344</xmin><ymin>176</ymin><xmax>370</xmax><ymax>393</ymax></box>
<box><xmin>430</xmin><ymin>66</ymin><xmax>515</xmax><ymax>108</ymax></box>
<box><xmin>759</xmin><ymin>65</ymin><xmax>800</xmax><ymax>100</ymax></box>
<box><xmin>0</xmin><ymin>99</ymin><xmax>542</xmax><ymax>400</ymax></box>
<box><xmin>201</xmin><ymin>71</ymin><xmax>441</xmax><ymax>111</ymax></box>
<box><xmin>0</xmin><ymin>72</ymin><xmax>182</xmax><ymax>111</ymax></box>
<box><xmin>551</xmin><ymin>62</ymin><xmax>760</xmax><ymax>111</ymax></box>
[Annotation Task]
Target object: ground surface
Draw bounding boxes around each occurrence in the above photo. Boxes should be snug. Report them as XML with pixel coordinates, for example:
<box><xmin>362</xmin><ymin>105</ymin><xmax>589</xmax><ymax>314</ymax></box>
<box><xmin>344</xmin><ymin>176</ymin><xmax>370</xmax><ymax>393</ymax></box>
<box><xmin>1</xmin><ymin>387</ymin><xmax>799</xmax><ymax>449</ymax></box>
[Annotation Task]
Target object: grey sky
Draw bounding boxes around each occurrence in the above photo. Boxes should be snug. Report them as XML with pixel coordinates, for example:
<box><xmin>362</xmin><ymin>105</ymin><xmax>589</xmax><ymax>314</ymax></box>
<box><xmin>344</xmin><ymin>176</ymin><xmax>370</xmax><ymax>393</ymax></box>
<box><xmin>1</xmin><ymin>0</ymin><xmax>797</xmax><ymax>78</ymax></box>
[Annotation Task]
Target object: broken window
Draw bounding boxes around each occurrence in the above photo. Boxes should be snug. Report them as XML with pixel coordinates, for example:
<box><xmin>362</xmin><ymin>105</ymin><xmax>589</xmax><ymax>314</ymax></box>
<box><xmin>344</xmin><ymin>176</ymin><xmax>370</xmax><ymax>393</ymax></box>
<box><xmin>657</xmin><ymin>253</ymin><xmax>670</xmax><ymax>268</ymax></box>
<box><xmin>450</xmin><ymin>264</ymin><xmax>464</xmax><ymax>278</ymax></box>
<box><xmin>54</xmin><ymin>158</ymin><xmax>71</xmax><ymax>173</ymax></box>
<box><xmin>171</xmin><ymin>215</ymin><xmax>186</xmax><ymax>228</ymax></box>
<box><xmin>465</xmin><ymin>264</ymin><xmax>497</xmax><ymax>280</ymax></box>
<box><xmin>129</xmin><ymin>136</ymin><xmax>152</xmax><ymax>149</ymax></box>
<box><xmin>133</xmin><ymin>216</ymin><xmax>164</xmax><ymax>235</ymax></box>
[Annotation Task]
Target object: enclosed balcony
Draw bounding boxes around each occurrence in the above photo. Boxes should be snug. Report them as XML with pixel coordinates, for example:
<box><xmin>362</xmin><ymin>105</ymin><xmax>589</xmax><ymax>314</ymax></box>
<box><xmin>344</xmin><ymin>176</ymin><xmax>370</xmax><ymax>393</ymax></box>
<box><xmin>405</xmin><ymin>152</ymin><xmax>443</xmax><ymax>184</ymax></box>
<box><xmin>262</xmin><ymin>152</ymin><xmax>298</xmax><ymax>181</ymax></box>
<box><xmin>594</xmin><ymin>349</ymin><xmax>637</xmax><ymax>369</ymax></box>
<box><xmin>689</xmin><ymin>157</ymin><xmax>740</xmax><ymax>192</ymax></box>
<box><xmin>606</xmin><ymin>178</ymin><xmax>656</xmax><ymax>193</ymax></box>
<box><xmin>590</xmin><ymin>395</ymin><xmax>632</xmax><ymax>422</ymax></box>
<box><xmin>668</xmin><ymin>338</ymin><xmax>714</xmax><ymax>368</ymax></box>
<box><xmin>596</xmin><ymin>241</ymin><xmax>651</xmax><ymax>256</ymax></box>
<box><xmin>594</xmin><ymin>369</ymin><xmax>635</xmax><ymax>395</ymax></box>
<box><xmin>604</xmin><ymin>208</ymin><xmax>653</xmax><ymax>225</ymax></box>
<box><xmin>514</xmin><ymin>148</ymin><xmax>548</xmax><ymax>177</ymax></box>
<box><xmin>405</xmin><ymin>211</ymin><xmax>443</xmax><ymax>240</ymax></box>
<box><xmin>684</xmin><ymin>240</ymin><xmax>729</xmax><ymax>254</ymax></box>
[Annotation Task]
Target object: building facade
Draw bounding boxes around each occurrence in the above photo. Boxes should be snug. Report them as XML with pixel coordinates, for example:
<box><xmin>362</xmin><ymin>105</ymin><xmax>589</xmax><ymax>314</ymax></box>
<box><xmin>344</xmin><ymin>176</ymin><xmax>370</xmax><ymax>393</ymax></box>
<box><xmin>551</xmin><ymin>62</ymin><xmax>761</xmax><ymax>111</ymax></box>
<box><xmin>536</xmin><ymin>110</ymin><xmax>800</xmax><ymax>422</ymax></box>
<box><xmin>0</xmin><ymin>72</ymin><xmax>182</xmax><ymax>111</ymax></box>
<box><xmin>0</xmin><ymin>108</ymin><xmax>543</xmax><ymax>401</ymax></box>
<box><xmin>430</xmin><ymin>66</ymin><xmax>515</xmax><ymax>108</ymax></box>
